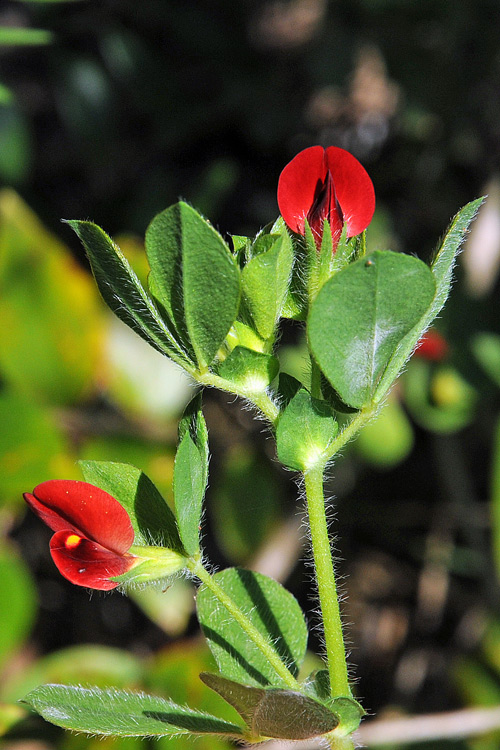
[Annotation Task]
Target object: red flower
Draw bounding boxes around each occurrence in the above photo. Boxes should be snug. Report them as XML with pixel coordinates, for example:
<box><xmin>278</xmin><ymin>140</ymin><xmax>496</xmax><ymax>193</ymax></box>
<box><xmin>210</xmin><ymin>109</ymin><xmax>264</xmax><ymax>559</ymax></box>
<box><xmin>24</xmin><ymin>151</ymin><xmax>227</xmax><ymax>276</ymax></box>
<box><xmin>415</xmin><ymin>330</ymin><xmax>449</xmax><ymax>362</ymax></box>
<box><xmin>277</xmin><ymin>146</ymin><xmax>375</xmax><ymax>248</ymax></box>
<box><xmin>24</xmin><ymin>480</ymin><xmax>137</xmax><ymax>590</ymax></box>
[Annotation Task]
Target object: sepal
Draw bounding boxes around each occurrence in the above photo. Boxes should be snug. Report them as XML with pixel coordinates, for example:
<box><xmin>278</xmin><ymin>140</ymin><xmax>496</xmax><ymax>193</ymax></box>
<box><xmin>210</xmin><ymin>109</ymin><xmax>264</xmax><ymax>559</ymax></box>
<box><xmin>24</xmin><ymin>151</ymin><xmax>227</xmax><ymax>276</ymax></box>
<box><xmin>112</xmin><ymin>545</ymin><xmax>187</xmax><ymax>586</ymax></box>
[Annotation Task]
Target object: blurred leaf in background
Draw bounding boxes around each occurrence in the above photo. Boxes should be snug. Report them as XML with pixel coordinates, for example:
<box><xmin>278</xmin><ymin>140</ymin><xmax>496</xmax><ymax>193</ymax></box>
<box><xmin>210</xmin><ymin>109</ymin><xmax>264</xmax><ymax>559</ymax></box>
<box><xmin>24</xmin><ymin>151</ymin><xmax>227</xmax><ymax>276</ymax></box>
<box><xmin>0</xmin><ymin>189</ymin><xmax>104</xmax><ymax>405</ymax></box>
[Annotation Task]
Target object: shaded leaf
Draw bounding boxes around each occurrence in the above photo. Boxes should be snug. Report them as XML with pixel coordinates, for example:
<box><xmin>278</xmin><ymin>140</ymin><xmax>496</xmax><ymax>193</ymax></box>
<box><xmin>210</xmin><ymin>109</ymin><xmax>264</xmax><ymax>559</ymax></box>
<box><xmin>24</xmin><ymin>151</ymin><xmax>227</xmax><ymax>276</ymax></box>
<box><xmin>146</xmin><ymin>202</ymin><xmax>240</xmax><ymax>369</ymax></box>
<box><xmin>79</xmin><ymin>460</ymin><xmax>183</xmax><ymax>553</ymax></box>
<box><xmin>212</xmin><ymin>445</ymin><xmax>281</xmax><ymax>562</ymax></box>
<box><xmin>196</xmin><ymin>568</ymin><xmax>307</xmax><ymax>688</ymax></box>
<box><xmin>174</xmin><ymin>393</ymin><xmax>209</xmax><ymax>555</ymax></box>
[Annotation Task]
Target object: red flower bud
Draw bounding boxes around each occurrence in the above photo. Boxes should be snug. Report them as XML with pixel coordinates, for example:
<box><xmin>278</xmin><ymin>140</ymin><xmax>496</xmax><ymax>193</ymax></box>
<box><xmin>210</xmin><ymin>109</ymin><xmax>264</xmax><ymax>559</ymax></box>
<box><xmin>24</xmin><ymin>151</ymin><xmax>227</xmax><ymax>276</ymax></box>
<box><xmin>24</xmin><ymin>480</ymin><xmax>137</xmax><ymax>590</ymax></box>
<box><xmin>277</xmin><ymin>146</ymin><xmax>375</xmax><ymax>249</ymax></box>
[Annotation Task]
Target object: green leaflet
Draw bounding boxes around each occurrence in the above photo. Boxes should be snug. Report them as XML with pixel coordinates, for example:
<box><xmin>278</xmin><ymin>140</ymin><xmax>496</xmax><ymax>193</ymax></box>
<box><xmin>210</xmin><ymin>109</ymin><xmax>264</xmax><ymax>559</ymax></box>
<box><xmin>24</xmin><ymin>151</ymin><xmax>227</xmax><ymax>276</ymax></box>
<box><xmin>22</xmin><ymin>684</ymin><xmax>244</xmax><ymax>738</ymax></box>
<box><xmin>241</xmin><ymin>232</ymin><xmax>293</xmax><ymax>340</ymax></box>
<box><xmin>67</xmin><ymin>220</ymin><xmax>190</xmax><ymax>367</ymax></box>
<box><xmin>196</xmin><ymin>568</ymin><xmax>308</xmax><ymax>688</ymax></box>
<box><xmin>308</xmin><ymin>250</ymin><xmax>436</xmax><ymax>409</ymax></box>
<box><xmin>173</xmin><ymin>393</ymin><xmax>209</xmax><ymax>555</ymax></box>
<box><xmin>146</xmin><ymin>202</ymin><xmax>240</xmax><ymax>369</ymax></box>
<box><xmin>374</xmin><ymin>198</ymin><xmax>485</xmax><ymax>401</ymax></box>
<box><xmin>79</xmin><ymin>460</ymin><xmax>184</xmax><ymax>553</ymax></box>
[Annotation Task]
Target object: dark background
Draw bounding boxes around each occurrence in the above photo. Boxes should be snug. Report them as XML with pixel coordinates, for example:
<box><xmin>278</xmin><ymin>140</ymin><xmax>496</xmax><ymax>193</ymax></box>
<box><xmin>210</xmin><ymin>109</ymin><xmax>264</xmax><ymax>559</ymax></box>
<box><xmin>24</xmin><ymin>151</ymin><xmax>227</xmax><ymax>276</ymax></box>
<box><xmin>3</xmin><ymin>1</ymin><xmax>500</xmax><ymax>747</ymax></box>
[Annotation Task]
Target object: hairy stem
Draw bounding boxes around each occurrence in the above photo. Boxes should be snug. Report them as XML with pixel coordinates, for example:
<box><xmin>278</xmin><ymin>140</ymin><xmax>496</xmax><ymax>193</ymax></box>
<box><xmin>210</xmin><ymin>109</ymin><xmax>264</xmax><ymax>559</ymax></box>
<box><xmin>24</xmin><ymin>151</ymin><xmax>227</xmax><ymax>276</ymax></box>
<box><xmin>303</xmin><ymin>463</ymin><xmax>350</xmax><ymax>697</ymax></box>
<box><xmin>196</xmin><ymin>371</ymin><xmax>280</xmax><ymax>425</ymax></box>
<box><xmin>304</xmin><ymin>404</ymin><xmax>376</xmax><ymax>698</ymax></box>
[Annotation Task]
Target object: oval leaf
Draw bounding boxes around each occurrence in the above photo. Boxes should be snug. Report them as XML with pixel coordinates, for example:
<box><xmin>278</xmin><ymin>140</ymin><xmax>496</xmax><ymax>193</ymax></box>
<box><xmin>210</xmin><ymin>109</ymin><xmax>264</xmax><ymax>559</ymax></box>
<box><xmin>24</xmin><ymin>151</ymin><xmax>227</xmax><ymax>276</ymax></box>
<box><xmin>308</xmin><ymin>250</ymin><xmax>436</xmax><ymax>409</ymax></box>
<box><xmin>196</xmin><ymin>568</ymin><xmax>308</xmax><ymax>688</ymax></box>
<box><xmin>241</xmin><ymin>232</ymin><xmax>293</xmax><ymax>340</ymax></box>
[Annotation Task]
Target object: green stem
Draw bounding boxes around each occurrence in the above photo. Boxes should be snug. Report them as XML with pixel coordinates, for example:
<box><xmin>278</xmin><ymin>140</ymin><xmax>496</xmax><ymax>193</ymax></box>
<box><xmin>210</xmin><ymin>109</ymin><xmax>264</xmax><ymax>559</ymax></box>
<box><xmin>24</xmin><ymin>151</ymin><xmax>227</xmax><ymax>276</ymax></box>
<box><xmin>304</xmin><ymin>463</ymin><xmax>350</xmax><ymax>697</ymax></box>
<box><xmin>196</xmin><ymin>372</ymin><xmax>279</xmax><ymax>425</ymax></box>
<box><xmin>188</xmin><ymin>558</ymin><xmax>300</xmax><ymax>691</ymax></box>
<box><xmin>326</xmin><ymin>406</ymin><xmax>375</xmax><ymax>462</ymax></box>
<box><xmin>304</xmin><ymin>405</ymin><xmax>376</xmax><ymax>698</ymax></box>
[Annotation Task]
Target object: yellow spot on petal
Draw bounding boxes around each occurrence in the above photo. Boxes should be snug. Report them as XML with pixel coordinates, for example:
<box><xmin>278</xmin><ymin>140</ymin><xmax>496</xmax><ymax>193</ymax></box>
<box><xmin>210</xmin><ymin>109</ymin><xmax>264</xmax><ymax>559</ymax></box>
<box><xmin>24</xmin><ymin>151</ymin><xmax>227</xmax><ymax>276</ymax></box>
<box><xmin>65</xmin><ymin>534</ymin><xmax>82</xmax><ymax>549</ymax></box>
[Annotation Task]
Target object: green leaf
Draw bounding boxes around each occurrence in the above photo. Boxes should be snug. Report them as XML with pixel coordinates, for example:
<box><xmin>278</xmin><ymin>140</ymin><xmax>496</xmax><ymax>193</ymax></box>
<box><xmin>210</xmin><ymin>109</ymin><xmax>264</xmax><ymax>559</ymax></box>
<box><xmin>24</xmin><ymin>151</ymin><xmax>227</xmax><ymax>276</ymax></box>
<box><xmin>196</xmin><ymin>568</ymin><xmax>308</xmax><ymax>688</ymax></box>
<box><xmin>67</xmin><ymin>220</ymin><xmax>190</xmax><ymax>367</ymax></box>
<box><xmin>275</xmin><ymin>372</ymin><xmax>302</xmax><ymax>406</ymax></box>
<box><xmin>216</xmin><ymin>347</ymin><xmax>279</xmax><ymax>393</ymax></box>
<box><xmin>0</xmin><ymin>545</ymin><xmax>37</xmax><ymax>672</ymax></box>
<box><xmin>212</xmin><ymin>445</ymin><xmax>281</xmax><ymax>563</ymax></box>
<box><xmin>241</xmin><ymin>232</ymin><xmax>293</xmax><ymax>340</ymax></box>
<box><xmin>174</xmin><ymin>393</ymin><xmax>209</xmax><ymax>555</ymax></box>
<box><xmin>473</xmin><ymin>332</ymin><xmax>500</xmax><ymax>389</ymax></box>
<box><xmin>355</xmin><ymin>397</ymin><xmax>414</xmax><ymax>468</ymax></box>
<box><xmin>22</xmin><ymin>684</ymin><xmax>244</xmax><ymax>738</ymax></box>
<box><xmin>3</xmin><ymin>644</ymin><xmax>142</xmax><ymax>702</ymax></box>
<box><xmin>430</xmin><ymin>198</ymin><xmax>485</xmax><ymax>317</ymax></box>
<box><xmin>0</xmin><ymin>390</ymin><xmax>70</xmax><ymax>508</ymax></box>
<box><xmin>146</xmin><ymin>202</ymin><xmax>240</xmax><ymax>369</ymax></box>
<box><xmin>0</xmin><ymin>193</ymin><xmax>104</xmax><ymax>405</ymax></box>
<box><xmin>79</xmin><ymin>460</ymin><xmax>184</xmax><ymax>553</ymax></box>
<box><xmin>0</xmin><ymin>27</ymin><xmax>53</xmax><ymax>46</ymax></box>
<box><xmin>303</xmin><ymin>669</ymin><xmax>331</xmax><ymax>702</ymax></box>
<box><xmin>308</xmin><ymin>250</ymin><xmax>436</xmax><ymax>409</ymax></box>
<box><xmin>276</xmin><ymin>389</ymin><xmax>338</xmax><ymax>471</ymax></box>
<box><xmin>375</xmin><ymin>199</ymin><xmax>485</xmax><ymax>401</ymax></box>
<box><xmin>200</xmin><ymin>673</ymin><xmax>338</xmax><ymax>740</ymax></box>
<box><xmin>147</xmin><ymin>639</ymin><xmax>242</xmax><ymax>750</ymax></box>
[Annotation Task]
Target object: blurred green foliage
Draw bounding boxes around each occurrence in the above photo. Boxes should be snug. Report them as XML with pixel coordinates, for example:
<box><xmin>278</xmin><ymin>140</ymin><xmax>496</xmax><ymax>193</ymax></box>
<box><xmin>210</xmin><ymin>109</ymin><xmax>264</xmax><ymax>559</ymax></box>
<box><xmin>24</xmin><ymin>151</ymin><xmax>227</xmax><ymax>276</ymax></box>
<box><xmin>2</xmin><ymin>0</ymin><xmax>500</xmax><ymax>748</ymax></box>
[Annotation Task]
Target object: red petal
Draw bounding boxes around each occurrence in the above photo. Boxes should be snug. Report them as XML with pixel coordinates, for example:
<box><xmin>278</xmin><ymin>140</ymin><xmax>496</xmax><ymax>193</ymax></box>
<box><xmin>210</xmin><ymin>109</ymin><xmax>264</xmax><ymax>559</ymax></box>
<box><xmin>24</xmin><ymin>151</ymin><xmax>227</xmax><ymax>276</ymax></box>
<box><xmin>24</xmin><ymin>480</ymin><xmax>134</xmax><ymax>554</ymax></box>
<box><xmin>277</xmin><ymin>146</ymin><xmax>326</xmax><ymax>234</ymax></box>
<box><xmin>50</xmin><ymin>530</ymin><xmax>136</xmax><ymax>590</ymax></box>
<box><xmin>324</xmin><ymin>146</ymin><xmax>375</xmax><ymax>237</ymax></box>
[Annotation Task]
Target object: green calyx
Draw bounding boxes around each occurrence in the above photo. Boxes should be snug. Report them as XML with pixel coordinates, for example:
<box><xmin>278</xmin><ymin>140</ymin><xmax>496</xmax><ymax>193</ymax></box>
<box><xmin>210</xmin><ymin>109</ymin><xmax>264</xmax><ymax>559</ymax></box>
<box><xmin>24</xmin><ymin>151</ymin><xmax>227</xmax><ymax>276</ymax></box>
<box><xmin>113</xmin><ymin>545</ymin><xmax>187</xmax><ymax>586</ymax></box>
